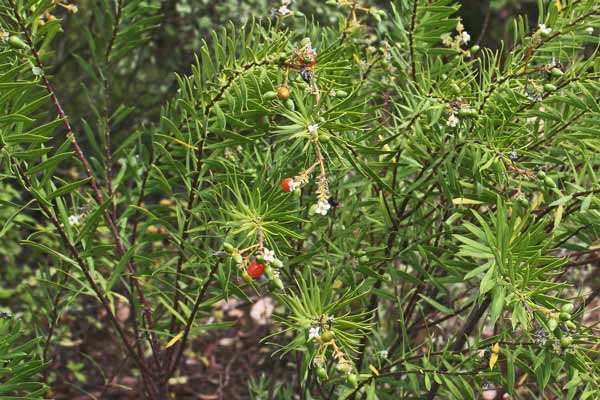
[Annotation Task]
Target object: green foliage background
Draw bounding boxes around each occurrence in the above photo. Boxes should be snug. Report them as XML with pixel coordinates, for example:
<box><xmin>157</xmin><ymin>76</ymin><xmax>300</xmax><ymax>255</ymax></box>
<box><xmin>1</xmin><ymin>0</ymin><xmax>600</xmax><ymax>399</ymax></box>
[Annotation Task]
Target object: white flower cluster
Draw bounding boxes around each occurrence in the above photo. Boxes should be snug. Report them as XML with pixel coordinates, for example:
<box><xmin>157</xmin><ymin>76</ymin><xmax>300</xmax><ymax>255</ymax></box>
<box><xmin>446</xmin><ymin>113</ymin><xmax>459</xmax><ymax>128</ymax></box>
<box><xmin>276</xmin><ymin>0</ymin><xmax>295</xmax><ymax>17</ymax></box>
<box><xmin>262</xmin><ymin>247</ymin><xmax>275</xmax><ymax>262</ymax></box>
<box><xmin>460</xmin><ymin>31</ymin><xmax>471</xmax><ymax>45</ymax></box>
<box><xmin>441</xmin><ymin>27</ymin><xmax>470</xmax><ymax>47</ymax></box>
<box><xmin>308</xmin><ymin>326</ymin><xmax>320</xmax><ymax>341</ymax></box>
<box><xmin>288</xmin><ymin>180</ymin><xmax>301</xmax><ymax>191</ymax></box>
<box><xmin>308</xmin><ymin>123</ymin><xmax>319</xmax><ymax>134</ymax></box>
<box><xmin>315</xmin><ymin>200</ymin><xmax>331</xmax><ymax>215</ymax></box>
<box><xmin>68</xmin><ymin>214</ymin><xmax>81</xmax><ymax>226</ymax></box>
<box><xmin>537</xmin><ymin>24</ymin><xmax>552</xmax><ymax>36</ymax></box>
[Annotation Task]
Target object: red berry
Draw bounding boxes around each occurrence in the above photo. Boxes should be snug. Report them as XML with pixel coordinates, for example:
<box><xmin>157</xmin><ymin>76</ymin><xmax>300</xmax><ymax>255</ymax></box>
<box><xmin>281</xmin><ymin>178</ymin><xmax>294</xmax><ymax>192</ymax></box>
<box><xmin>247</xmin><ymin>261</ymin><xmax>265</xmax><ymax>279</ymax></box>
<box><xmin>303</xmin><ymin>54</ymin><xmax>316</xmax><ymax>67</ymax></box>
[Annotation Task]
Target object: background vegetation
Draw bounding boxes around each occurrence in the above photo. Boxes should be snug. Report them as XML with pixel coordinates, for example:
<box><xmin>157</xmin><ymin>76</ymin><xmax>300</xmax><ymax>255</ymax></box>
<box><xmin>1</xmin><ymin>0</ymin><xmax>599</xmax><ymax>399</ymax></box>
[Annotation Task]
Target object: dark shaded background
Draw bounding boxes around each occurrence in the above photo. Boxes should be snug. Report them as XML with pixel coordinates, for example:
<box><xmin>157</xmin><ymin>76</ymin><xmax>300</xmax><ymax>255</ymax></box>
<box><xmin>47</xmin><ymin>0</ymin><xmax>540</xmax><ymax>133</ymax></box>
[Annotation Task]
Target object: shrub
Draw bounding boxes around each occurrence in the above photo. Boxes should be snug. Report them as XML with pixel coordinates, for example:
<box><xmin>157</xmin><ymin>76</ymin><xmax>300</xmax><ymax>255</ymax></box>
<box><xmin>1</xmin><ymin>0</ymin><xmax>599</xmax><ymax>398</ymax></box>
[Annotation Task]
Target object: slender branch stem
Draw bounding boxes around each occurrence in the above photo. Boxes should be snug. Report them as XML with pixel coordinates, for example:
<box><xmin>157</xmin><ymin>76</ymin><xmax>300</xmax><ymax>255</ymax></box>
<box><xmin>7</xmin><ymin>0</ymin><xmax>161</xmax><ymax>365</ymax></box>
<box><xmin>10</xmin><ymin>158</ymin><xmax>153</xmax><ymax>380</ymax></box>
<box><xmin>166</xmin><ymin>261</ymin><xmax>220</xmax><ymax>378</ymax></box>
<box><xmin>407</xmin><ymin>0</ymin><xmax>418</xmax><ymax>80</ymax></box>
<box><xmin>425</xmin><ymin>295</ymin><xmax>491</xmax><ymax>399</ymax></box>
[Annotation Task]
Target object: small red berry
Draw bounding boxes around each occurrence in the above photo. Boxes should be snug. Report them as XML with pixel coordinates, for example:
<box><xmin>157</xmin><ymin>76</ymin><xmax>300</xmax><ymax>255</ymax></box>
<box><xmin>302</xmin><ymin>54</ymin><xmax>316</xmax><ymax>67</ymax></box>
<box><xmin>247</xmin><ymin>261</ymin><xmax>265</xmax><ymax>279</ymax></box>
<box><xmin>281</xmin><ymin>178</ymin><xmax>294</xmax><ymax>192</ymax></box>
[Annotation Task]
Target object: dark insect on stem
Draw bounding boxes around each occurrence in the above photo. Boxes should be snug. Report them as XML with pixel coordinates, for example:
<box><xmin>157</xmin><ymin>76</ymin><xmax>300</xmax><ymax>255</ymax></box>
<box><xmin>300</xmin><ymin>67</ymin><xmax>314</xmax><ymax>83</ymax></box>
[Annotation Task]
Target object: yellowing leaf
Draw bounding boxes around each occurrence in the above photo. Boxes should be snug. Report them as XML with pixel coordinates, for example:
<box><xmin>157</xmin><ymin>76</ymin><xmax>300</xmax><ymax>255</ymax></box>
<box><xmin>492</xmin><ymin>342</ymin><xmax>500</xmax><ymax>353</ymax></box>
<box><xmin>556</xmin><ymin>0</ymin><xmax>562</xmax><ymax>11</ymax></box>
<box><xmin>369</xmin><ymin>364</ymin><xmax>380</xmax><ymax>376</ymax></box>
<box><xmin>165</xmin><ymin>331</ymin><xmax>184</xmax><ymax>349</ymax></box>
<box><xmin>531</xmin><ymin>193</ymin><xmax>544</xmax><ymax>210</ymax></box>
<box><xmin>554</xmin><ymin>204</ymin><xmax>564</xmax><ymax>231</ymax></box>
<box><xmin>452</xmin><ymin>198</ymin><xmax>483</xmax><ymax>205</ymax></box>
<box><xmin>489</xmin><ymin>342</ymin><xmax>500</xmax><ymax>370</ymax></box>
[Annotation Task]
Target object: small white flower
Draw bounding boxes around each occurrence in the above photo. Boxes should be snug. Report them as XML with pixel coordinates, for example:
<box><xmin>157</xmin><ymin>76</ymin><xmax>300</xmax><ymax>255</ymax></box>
<box><xmin>328</xmin><ymin>315</ymin><xmax>335</xmax><ymax>323</ymax></box>
<box><xmin>585</xmin><ymin>27</ymin><xmax>594</xmax><ymax>34</ymax></box>
<box><xmin>446</xmin><ymin>114</ymin><xmax>459</xmax><ymax>127</ymax></box>
<box><xmin>308</xmin><ymin>123</ymin><xmax>319</xmax><ymax>133</ymax></box>
<box><xmin>277</xmin><ymin>5</ymin><xmax>292</xmax><ymax>16</ymax></box>
<box><xmin>288</xmin><ymin>180</ymin><xmax>301</xmax><ymax>191</ymax></box>
<box><xmin>0</xmin><ymin>30</ymin><xmax>8</xmax><ymax>42</ymax></box>
<box><xmin>262</xmin><ymin>247</ymin><xmax>275</xmax><ymax>262</ymax></box>
<box><xmin>460</xmin><ymin>31</ymin><xmax>471</xmax><ymax>44</ymax></box>
<box><xmin>379</xmin><ymin>349</ymin><xmax>389</xmax><ymax>358</ymax></box>
<box><xmin>308</xmin><ymin>326</ymin><xmax>320</xmax><ymax>341</ymax></box>
<box><xmin>68</xmin><ymin>215</ymin><xmax>81</xmax><ymax>226</ymax></box>
<box><xmin>538</xmin><ymin>24</ymin><xmax>552</xmax><ymax>35</ymax></box>
<box><xmin>315</xmin><ymin>200</ymin><xmax>331</xmax><ymax>216</ymax></box>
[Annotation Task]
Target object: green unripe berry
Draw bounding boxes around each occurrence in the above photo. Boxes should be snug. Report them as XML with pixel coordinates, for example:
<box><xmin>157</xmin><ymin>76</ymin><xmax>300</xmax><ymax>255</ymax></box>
<box><xmin>320</xmin><ymin>330</ymin><xmax>335</xmax><ymax>342</ymax></box>
<box><xmin>518</xmin><ymin>196</ymin><xmax>529</xmax><ymax>207</ymax></box>
<box><xmin>537</xmin><ymin>170</ymin><xmax>547</xmax><ymax>179</ymax></box>
<box><xmin>358</xmin><ymin>255</ymin><xmax>369</xmax><ymax>263</ymax></box>
<box><xmin>325</xmin><ymin>0</ymin><xmax>337</xmax><ymax>6</ymax></box>
<box><xmin>223</xmin><ymin>242</ymin><xmax>235</xmax><ymax>254</ymax></box>
<box><xmin>232</xmin><ymin>253</ymin><xmax>243</xmax><ymax>264</ymax></box>
<box><xmin>271</xmin><ymin>258</ymin><xmax>283</xmax><ymax>268</ymax></box>
<box><xmin>335</xmin><ymin>90</ymin><xmax>348</xmax><ymax>97</ymax></box>
<box><xmin>457</xmin><ymin>108</ymin><xmax>477</xmax><ymax>118</ymax></box>
<box><xmin>559</xmin><ymin>312</ymin><xmax>571</xmax><ymax>321</ymax></box>
<box><xmin>544</xmin><ymin>176</ymin><xmax>557</xmax><ymax>189</ymax></box>
<box><xmin>263</xmin><ymin>91</ymin><xmax>277</xmax><ymax>100</ymax></box>
<box><xmin>450</xmin><ymin>83</ymin><xmax>461</xmax><ymax>95</ymax></box>
<box><xmin>560</xmin><ymin>335</ymin><xmax>573</xmax><ymax>347</ymax></box>
<box><xmin>316</xmin><ymin>367</ymin><xmax>328</xmax><ymax>380</ymax></box>
<box><xmin>264</xmin><ymin>265</ymin><xmax>274</xmax><ymax>279</ymax></box>
<box><xmin>354</xmin><ymin>250</ymin><xmax>366</xmax><ymax>257</ymax></box>
<box><xmin>319</xmin><ymin>132</ymin><xmax>331</xmax><ymax>142</ymax></box>
<box><xmin>293</xmin><ymin>188</ymin><xmax>302</xmax><ymax>198</ymax></box>
<box><xmin>544</xmin><ymin>83</ymin><xmax>557</xmax><ymax>92</ymax></box>
<box><xmin>335</xmin><ymin>363</ymin><xmax>347</xmax><ymax>373</ymax></box>
<box><xmin>294</xmin><ymin>11</ymin><xmax>304</xmax><ymax>17</ymax></box>
<box><xmin>242</xmin><ymin>271</ymin><xmax>253</xmax><ymax>284</ymax></box>
<box><xmin>255</xmin><ymin>254</ymin><xmax>265</xmax><ymax>263</ymax></box>
<box><xmin>550</xmin><ymin>67</ymin><xmax>564</xmax><ymax>77</ymax></box>
<box><xmin>547</xmin><ymin>318</ymin><xmax>558</xmax><ymax>332</ymax></box>
<box><xmin>285</xmin><ymin>99</ymin><xmax>295</xmax><ymax>111</ymax></box>
<box><xmin>8</xmin><ymin>36</ymin><xmax>28</xmax><ymax>50</ymax></box>
<box><xmin>561</xmin><ymin>303</ymin><xmax>575</xmax><ymax>313</ymax></box>
<box><xmin>346</xmin><ymin>373</ymin><xmax>358</xmax><ymax>388</ymax></box>
<box><xmin>565</xmin><ymin>320</ymin><xmax>576</xmax><ymax>330</ymax></box>
<box><xmin>272</xmin><ymin>277</ymin><xmax>284</xmax><ymax>291</ymax></box>
<box><xmin>470</xmin><ymin>45</ymin><xmax>480</xmax><ymax>53</ymax></box>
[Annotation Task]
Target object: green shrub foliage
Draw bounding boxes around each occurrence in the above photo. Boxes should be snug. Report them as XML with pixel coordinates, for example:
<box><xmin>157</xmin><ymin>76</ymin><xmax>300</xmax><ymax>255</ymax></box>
<box><xmin>1</xmin><ymin>0</ymin><xmax>600</xmax><ymax>398</ymax></box>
